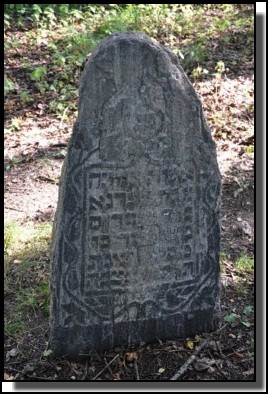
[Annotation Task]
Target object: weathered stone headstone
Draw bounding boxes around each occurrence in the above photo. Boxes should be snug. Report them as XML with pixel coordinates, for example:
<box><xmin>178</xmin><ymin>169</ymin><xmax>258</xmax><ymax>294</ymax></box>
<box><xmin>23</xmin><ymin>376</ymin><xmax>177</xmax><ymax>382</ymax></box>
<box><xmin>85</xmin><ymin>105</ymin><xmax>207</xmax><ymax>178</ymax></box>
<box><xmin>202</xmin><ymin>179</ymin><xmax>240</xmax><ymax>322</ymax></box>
<box><xmin>50</xmin><ymin>32</ymin><xmax>221</xmax><ymax>357</ymax></box>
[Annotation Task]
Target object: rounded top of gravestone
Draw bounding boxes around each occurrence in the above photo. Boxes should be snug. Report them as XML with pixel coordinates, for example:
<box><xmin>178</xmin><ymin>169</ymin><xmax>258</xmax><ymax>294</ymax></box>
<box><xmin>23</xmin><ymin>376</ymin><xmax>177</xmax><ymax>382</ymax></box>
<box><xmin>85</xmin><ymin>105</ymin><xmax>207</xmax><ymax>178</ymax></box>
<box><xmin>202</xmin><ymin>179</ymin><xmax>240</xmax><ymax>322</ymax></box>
<box><xmin>98</xmin><ymin>31</ymin><xmax>158</xmax><ymax>44</ymax></box>
<box><xmin>103</xmin><ymin>31</ymin><xmax>154</xmax><ymax>41</ymax></box>
<box><xmin>88</xmin><ymin>31</ymin><xmax>177</xmax><ymax>63</ymax></box>
<box><xmin>76</xmin><ymin>30</ymin><xmax>217</xmax><ymax>167</ymax></box>
<box><xmin>103</xmin><ymin>31</ymin><xmax>161</xmax><ymax>45</ymax></box>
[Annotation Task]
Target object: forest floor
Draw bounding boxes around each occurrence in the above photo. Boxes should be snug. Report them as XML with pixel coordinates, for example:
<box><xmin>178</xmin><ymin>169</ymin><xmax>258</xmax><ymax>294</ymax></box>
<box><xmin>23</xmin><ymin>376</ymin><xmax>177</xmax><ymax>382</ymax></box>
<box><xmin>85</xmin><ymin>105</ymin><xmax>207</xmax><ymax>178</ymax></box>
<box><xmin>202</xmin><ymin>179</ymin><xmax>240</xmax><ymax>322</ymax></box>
<box><xmin>4</xmin><ymin>5</ymin><xmax>254</xmax><ymax>382</ymax></box>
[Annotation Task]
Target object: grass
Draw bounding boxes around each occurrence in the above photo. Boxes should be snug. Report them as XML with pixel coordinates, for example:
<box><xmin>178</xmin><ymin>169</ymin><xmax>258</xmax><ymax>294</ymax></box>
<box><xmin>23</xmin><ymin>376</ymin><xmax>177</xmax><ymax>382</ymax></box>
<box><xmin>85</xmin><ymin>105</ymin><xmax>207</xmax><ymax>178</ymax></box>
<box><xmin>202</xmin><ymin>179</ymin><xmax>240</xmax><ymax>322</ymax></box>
<box><xmin>4</xmin><ymin>222</ymin><xmax>52</xmax><ymax>336</ymax></box>
<box><xmin>4</xmin><ymin>316</ymin><xmax>26</xmax><ymax>337</ymax></box>
<box><xmin>221</xmin><ymin>253</ymin><xmax>254</xmax><ymax>331</ymax></box>
<box><xmin>220</xmin><ymin>252</ymin><xmax>254</xmax><ymax>304</ymax></box>
<box><xmin>235</xmin><ymin>255</ymin><xmax>254</xmax><ymax>273</ymax></box>
<box><xmin>4</xmin><ymin>222</ymin><xmax>20</xmax><ymax>256</ymax></box>
<box><xmin>4</xmin><ymin>221</ymin><xmax>52</xmax><ymax>259</ymax></box>
<box><xmin>220</xmin><ymin>253</ymin><xmax>254</xmax><ymax>276</ymax></box>
<box><xmin>15</xmin><ymin>281</ymin><xmax>50</xmax><ymax>316</ymax></box>
<box><xmin>233</xmin><ymin>255</ymin><xmax>254</xmax><ymax>298</ymax></box>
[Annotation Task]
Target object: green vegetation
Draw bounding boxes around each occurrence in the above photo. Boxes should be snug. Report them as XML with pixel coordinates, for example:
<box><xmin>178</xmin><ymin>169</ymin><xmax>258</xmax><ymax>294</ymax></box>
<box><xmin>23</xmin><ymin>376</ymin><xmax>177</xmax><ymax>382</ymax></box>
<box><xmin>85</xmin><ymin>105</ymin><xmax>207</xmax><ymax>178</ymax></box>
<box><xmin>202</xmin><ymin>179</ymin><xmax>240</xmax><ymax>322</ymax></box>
<box><xmin>220</xmin><ymin>251</ymin><xmax>254</xmax><ymax>330</ymax></box>
<box><xmin>4</xmin><ymin>221</ymin><xmax>52</xmax><ymax>260</ymax></box>
<box><xmin>4</xmin><ymin>222</ymin><xmax>52</xmax><ymax>336</ymax></box>
<box><xmin>235</xmin><ymin>255</ymin><xmax>254</xmax><ymax>273</ymax></box>
<box><xmin>4</xmin><ymin>4</ymin><xmax>254</xmax><ymax>126</ymax></box>
<box><xmin>4</xmin><ymin>77</ymin><xmax>16</xmax><ymax>96</ymax></box>
<box><xmin>4</xmin><ymin>222</ymin><xmax>20</xmax><ymax>262</ymax></box>
<box><xmin>5</xmin><ymin>316</ymin><xmax>26</xmax><ymax>336</ymax></box>
<box><xmin>15</xmin><ymin>281</ymin><xmax>50</xmax><ymax>316</ymax></box>
<box><xmin>225</xmin><ymin>271</ymin><xmax>253</xmax><ymax>335</ymax></box>
<box><xmin>224</xmin><ymin>305</ymin><xmax>254</xmax><ymax>328</ymax></box>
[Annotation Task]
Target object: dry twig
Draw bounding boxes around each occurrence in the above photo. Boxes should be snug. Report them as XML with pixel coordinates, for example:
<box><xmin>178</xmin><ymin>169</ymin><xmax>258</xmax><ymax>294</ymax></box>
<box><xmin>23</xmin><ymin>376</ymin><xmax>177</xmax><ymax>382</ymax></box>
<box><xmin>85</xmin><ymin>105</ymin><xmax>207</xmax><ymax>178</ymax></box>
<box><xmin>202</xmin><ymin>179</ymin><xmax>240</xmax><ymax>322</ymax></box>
<box><xmin>170</xmin><ymin>338</ymin><xmax>209</xmax><ymax>380</ymax></box>
<box><xmin>208</xmin><ymin>350</ymin><xmax>228</xmax><ymax>379</ymax></box>
<box><xmin>26</xmin><ymin>375</ymin><xmax>57</xmax><ymax>380</ymax></box>
<box><xmin>104</xmin><ymin>356</ymin><xmax>113</xmax><ymax>375</ymax></box>
<box><xmin>5</xmin><ymin>206</ymin><xmax>24</xmax><ymax>212</ymax></box>
<box><xmin>4</xmin><ymin>367</ymin><xmax>24</xmax><ymax>375</ymax></box>
<box><xmin>134</xmin><ymin>361</ymin><xmax>140</xmax><ymax>380</ymax></box>
<box><xmin>81</xmin><ymin>360</ymin><xmax>88</xmax><ymax>380</ymax></box>
<box><xmin>92</xmin><ymin>354</ymin><xmax>119</xmax><ymax>381</ymax></box>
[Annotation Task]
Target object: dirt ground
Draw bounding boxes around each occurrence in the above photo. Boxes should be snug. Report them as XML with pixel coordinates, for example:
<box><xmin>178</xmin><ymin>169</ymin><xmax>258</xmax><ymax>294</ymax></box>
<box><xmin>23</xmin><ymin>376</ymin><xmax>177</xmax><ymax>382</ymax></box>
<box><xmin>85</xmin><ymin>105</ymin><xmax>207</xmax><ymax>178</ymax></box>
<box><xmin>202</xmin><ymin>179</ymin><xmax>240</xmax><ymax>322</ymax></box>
<box><xmin>4</xmin><ymin>118</ymin><xmax>254</xmax><ymax>381</ymax></box>
<box><xmin>4</xmin><ymin>9</ymin><xmax>254</xmax><ymax>381</ymax></box>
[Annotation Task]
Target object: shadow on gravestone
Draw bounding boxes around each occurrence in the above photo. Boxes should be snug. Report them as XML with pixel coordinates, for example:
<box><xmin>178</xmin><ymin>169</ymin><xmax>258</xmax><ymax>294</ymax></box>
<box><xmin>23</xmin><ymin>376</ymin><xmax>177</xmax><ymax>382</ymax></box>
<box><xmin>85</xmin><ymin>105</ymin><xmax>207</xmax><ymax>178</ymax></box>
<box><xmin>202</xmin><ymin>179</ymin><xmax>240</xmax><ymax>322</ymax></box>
<box><xmin>49</xmin><ymin>32</ymin><xmax>221</xmax><ymax>358</ymax></box>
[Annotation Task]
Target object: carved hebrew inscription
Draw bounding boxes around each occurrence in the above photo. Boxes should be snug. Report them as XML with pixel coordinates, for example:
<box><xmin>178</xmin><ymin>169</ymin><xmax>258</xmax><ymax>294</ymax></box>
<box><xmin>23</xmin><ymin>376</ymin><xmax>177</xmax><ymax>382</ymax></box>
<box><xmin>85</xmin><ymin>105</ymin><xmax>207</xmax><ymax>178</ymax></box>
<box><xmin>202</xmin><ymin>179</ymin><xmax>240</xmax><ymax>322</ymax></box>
<box><xmin>50</xmin><ymin>32</ymin><xmax>221</xmax><ymax>357</ymax></box>
<box><xmin>61</xmin><ymin>164</ymin><xmax>219</xmax><ymax>322</ymax></box>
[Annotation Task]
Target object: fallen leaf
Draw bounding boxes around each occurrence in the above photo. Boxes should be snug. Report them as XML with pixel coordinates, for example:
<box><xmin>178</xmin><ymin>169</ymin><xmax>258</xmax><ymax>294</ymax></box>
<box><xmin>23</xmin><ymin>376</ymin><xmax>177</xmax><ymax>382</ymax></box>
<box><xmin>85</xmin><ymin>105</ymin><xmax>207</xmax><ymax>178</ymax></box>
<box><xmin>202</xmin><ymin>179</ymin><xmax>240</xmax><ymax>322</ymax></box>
<box><xmin>158</xmin><ymin>367</ymin><xmax>165</xmax><ymax>374</ymax></box>
<box><xmin>70</xmin><ymin>362</ymin><xmax>80</xmax><ymax>374</ymax></box>
<box><xmin>43</xmin><ymin>349</ymin><xmax>53</xmax><ymax>357</ymax></box>
<box><xmin>243</xmin><ymin>368</ymin><xmax>254</xmax><ymax>376</ymax></box>
<box><xmin>241</xmin><ymin>220</ymin><xmax>253</xmax><ymax>236</ymax></box>
<box><xmin>125</xmin><ymin>352</ymin><xmax>138</xmax><ymax>363</ymax></box>
<box><xmin>23</xmin><ymin>364</ymin><xmax>35</xmax><ymax>373</ymax></box>
<box><xmin>194</xmin><ymin>358</ymin><xmax>215</xmax><ymax>371</ymax></box>
<box><xmin>234</xmin><ymin>188</ymin><xmax>243</xmax><ymax>198</ymax></box>
<box><xmin>186</xmin><ymin>340</ymin><xmax>194</xmax><ymax>350</ymax></box>
<box><xmin>174</xmin><ymin>345</ymin><xmax>185</xmax><ymax>351</ymax></box>
<box><xmin>207</xmin><ymin>340</ymin><xmax>218</xmax><ymax>351</ymax></box>
<box><xmin>234</xmin><ymin>352</ymin><xmax>244</xmax><ymax>359</ymax></box>
<box><xmin>6</xmin><ymin>348</ymin><xmax>19</xmax><ymax>361</ymax></box>
<box><xmin>4</xmin><ymin>373</ymin><xmax>15</xmax><ymax>380</ymax></box>
<box><xmin>241</xmin><ymin>320</ymin><xmax>251</xmax><ymax>327</ymax></box>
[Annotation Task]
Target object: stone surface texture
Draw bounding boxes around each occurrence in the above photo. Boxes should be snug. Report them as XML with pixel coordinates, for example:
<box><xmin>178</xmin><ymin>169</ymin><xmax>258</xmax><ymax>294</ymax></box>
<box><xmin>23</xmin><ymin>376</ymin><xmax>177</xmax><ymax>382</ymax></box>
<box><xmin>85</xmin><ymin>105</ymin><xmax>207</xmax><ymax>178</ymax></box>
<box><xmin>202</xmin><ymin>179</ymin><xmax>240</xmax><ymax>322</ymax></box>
<box><xmin>50</xmin><ymin>32</ymin><xmax>221</xmax><ymax>357</ymax></box>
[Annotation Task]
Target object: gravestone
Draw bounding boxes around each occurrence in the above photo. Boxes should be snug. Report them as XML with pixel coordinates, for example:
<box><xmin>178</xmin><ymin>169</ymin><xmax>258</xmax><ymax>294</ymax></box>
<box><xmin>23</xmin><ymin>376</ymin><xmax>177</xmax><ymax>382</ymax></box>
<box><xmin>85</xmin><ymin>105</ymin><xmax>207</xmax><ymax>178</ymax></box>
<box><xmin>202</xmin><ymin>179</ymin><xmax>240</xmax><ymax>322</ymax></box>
<box><xmin>50</xmin><ymin>32</ymin><xmax>221</xmax><ymax>357</ymax></box>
